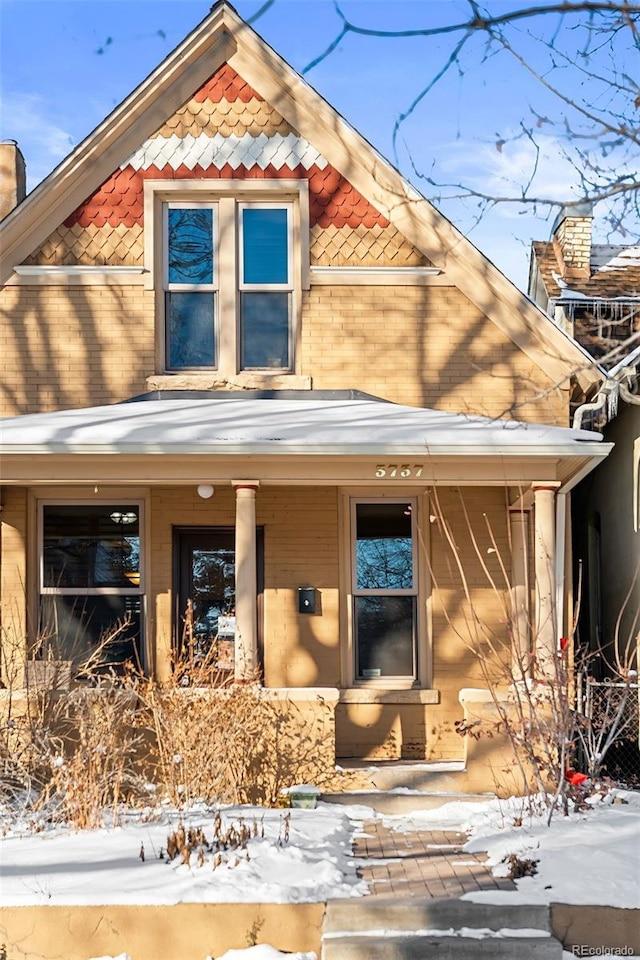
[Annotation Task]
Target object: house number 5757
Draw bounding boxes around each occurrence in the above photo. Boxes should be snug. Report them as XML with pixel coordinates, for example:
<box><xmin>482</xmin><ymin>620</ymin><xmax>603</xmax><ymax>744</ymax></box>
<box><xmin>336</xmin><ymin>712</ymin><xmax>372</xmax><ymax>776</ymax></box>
<box><xmin>374</xmin><ymin>464</ymin><xmax>424</xmax><ymax>478</ymax></box>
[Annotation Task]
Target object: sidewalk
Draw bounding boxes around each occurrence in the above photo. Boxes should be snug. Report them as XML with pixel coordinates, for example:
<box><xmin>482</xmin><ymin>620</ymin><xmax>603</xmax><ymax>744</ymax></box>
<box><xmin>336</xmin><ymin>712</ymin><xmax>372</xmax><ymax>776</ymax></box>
<box><xmin>353</xmin><ymin>819</ymin><xmax>516</xmax><ymax>899</ymax></box>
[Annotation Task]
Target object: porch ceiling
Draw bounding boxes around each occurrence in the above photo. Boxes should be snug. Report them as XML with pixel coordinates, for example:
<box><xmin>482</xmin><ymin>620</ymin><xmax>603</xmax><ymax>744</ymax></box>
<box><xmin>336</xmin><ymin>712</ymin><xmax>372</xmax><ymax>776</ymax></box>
<box><xmin>0</xmin><ymin>397</ymin><xmax>611</xmax><ymax>488</ymax></box>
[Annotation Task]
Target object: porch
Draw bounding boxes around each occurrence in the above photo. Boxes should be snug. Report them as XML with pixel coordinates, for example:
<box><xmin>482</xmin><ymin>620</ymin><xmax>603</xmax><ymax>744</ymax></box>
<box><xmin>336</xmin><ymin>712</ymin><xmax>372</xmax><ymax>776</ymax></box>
<box><xmin>0</xmin><ymin>390</ymin><xmax>612</xmax><ymax>766</ymax></box>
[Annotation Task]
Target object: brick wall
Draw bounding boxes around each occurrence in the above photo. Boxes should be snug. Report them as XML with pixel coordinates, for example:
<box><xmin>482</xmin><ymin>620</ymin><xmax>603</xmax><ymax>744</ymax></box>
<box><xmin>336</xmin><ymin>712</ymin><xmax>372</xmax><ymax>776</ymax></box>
<box><xmin>2</xmin><ymin>481</ymin><xmax>522</xmax><ymax>760</ymax></box>
<box><xmin>0</xmin><ymin>281</ymin><xmax>567</xmax><ymax>424</ymax></box>
<box><xmin>301</xmin><ymin>285</ymin><xmax>568</xmax><ymax>425</ymax></box>
<box><xmin>147</xmin><ymin>486</ymin><xmax>341</xmax><ymax>686</ymax></box>
<box><xmin>0</xmin><ymin>487</ymin><xmax>29</xmax><ymax>686</ymax></box>
<box><xmin>0</xmin><ymin>284</ymin><xmax>155</xmax><ymax>415</ymax></box>
<box><xmin>553</xmin><ymin>215</ymin><xmax>592</xmax><ymax>277</ymax></box>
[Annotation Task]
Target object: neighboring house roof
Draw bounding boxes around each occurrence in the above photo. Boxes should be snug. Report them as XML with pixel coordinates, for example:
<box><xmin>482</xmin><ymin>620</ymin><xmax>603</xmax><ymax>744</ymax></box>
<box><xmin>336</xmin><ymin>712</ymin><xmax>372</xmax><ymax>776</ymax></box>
<box><xmin>0</xmin><ymin>1</ymin><xmax>599</xmax><ymax>391</ymax></box>
<box><xmin>532</xmin><ymin>241</ymin><xmax>640</xmax><ymax>302</ymax></box>
<box><xmin>529</xmin><ymin>208</ymin><xmax>640</xmax><ymax>377</ymax></box>
<box><xmin>0</xmin><ymin>395</ymin><xmax>612</xmax><ymax>490</ymax></box>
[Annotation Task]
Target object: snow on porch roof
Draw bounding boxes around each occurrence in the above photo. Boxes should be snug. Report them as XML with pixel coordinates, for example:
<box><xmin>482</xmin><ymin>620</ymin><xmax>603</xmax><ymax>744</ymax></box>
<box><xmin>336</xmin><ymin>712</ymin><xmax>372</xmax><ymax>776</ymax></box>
<box><xmin>0</xmin><ymin>395</ymin><xmax>607</xmax><ymax>457</ymax></box>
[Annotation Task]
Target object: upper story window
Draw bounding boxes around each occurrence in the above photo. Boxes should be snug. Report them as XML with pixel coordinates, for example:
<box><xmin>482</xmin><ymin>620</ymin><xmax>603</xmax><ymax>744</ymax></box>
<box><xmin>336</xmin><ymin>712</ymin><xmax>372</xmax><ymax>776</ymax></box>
<box><xmin>166</xmin><ymin>204</ymin><xmax>216</xmax><ymax>369</ymax></box>
<box><xmin>240</xmin><ymin>205</ymin><xmax>291</xmax><ymax>370</ymax></box>
<box><xmin>163</xmin><ymin>198</ymin><xmax>293</xmax><ymax>373</ymax></box>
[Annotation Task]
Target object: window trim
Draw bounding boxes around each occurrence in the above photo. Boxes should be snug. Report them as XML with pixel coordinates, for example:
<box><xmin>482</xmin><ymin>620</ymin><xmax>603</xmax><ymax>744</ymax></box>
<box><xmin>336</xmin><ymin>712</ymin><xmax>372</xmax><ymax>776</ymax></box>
<box><xmin>163</xmin><ymin>201</ymin><xmax>219</xmax><ymax>372</ymax></box>
<box><xmin>37</xmin><ymin>499</ymin><xmax>146</xmax><ymax>668</ymax></box>
<box><xmin>341</xmin><ymin>491</ymin><xmax>432</xmax><ymax>689</ymax></box>
<box><xmin>144</xmin><ymin>179</ymin><xmax>309</xmax><ymax>377</ymax></box>
<box><xmin>39</xmin><ymin>499</ymin><xmax>145</xmax><ymax>596</ymax></box>
<box><xmin>238</xmin><ymin>201</ymin><xmax>294</xmax><ymax>372</ymax></box>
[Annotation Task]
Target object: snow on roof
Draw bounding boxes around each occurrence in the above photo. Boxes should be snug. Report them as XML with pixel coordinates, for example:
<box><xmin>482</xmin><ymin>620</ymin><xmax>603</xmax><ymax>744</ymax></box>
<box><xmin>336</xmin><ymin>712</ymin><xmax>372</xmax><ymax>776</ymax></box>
<box><xmin>0</xmin><ymin>397</ymin><xmax>605</xmax><ymax>456</ymax></box>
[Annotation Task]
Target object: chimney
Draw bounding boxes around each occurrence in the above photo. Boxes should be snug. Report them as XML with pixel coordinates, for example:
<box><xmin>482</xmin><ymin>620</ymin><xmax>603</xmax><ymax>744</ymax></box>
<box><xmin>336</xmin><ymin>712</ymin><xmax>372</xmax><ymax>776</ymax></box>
<box><xmin>551</xmin><ymin>202</ymin><xmax>593</xmax><ymax>280</ymax></box>
<box><xmin>0</xmin><ymin>141</ymin><xmax>26</xmax><ymax>220</ymax></box>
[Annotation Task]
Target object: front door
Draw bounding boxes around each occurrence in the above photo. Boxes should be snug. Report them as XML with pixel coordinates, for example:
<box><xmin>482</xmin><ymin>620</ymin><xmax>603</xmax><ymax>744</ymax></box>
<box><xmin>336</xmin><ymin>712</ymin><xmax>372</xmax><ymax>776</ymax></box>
<box><xmin>174</xmin><ymin>526</ymin><xmax>263</xmax><ymax>674</ymax></box>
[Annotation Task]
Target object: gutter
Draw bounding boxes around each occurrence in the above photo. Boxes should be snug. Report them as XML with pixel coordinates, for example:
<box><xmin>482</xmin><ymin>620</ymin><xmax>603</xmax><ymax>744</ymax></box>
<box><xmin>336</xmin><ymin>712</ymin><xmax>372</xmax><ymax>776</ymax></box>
<box><xmin>573</xmin><ymin>347</ymin><xmax>640</xmax><ymax>429</ymax></box>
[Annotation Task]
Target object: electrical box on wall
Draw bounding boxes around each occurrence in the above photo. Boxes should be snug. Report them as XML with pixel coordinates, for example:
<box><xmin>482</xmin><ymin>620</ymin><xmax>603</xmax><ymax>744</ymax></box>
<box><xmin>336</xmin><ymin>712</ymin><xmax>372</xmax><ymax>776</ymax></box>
<box><xmin>298</xmin><ymin>587</ymin><xmax>317</xmax><ymax>614</ymax></box>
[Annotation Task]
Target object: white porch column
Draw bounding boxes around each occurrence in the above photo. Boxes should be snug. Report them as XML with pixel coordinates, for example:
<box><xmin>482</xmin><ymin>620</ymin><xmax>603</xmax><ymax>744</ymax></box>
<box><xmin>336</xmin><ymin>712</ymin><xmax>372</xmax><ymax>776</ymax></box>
<box><xmin>232</xmin><ymin>480</ymin><xmax>260</xmax><ymax>681</ymax></box>
<box><xmin>508</xmin><ymin>507</ymin><xmax>531</xmax><ymax>676</ymax></box>
<box><xmin>533</xmin><ymin>483</ymin><xmax>559</xmax><ymax>679</ymax></box>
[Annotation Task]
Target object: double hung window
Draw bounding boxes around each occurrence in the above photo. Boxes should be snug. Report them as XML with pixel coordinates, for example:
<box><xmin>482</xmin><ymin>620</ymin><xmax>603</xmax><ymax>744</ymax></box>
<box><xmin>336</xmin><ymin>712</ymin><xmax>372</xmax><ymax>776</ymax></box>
<box><xmin>166</xmin><ymin>205</ymin><xmax>216</xmax><ymax>369</ymax></box>
<box><xmin>352</xmin><ymin>500</ymin><xmax>418</xmax><ymax>681</ymax></box>
<box><xmin>164</xmin><ymin>200</ymin><xmax>293</xmax><ymax>372</ymax></box>
<box><xmin>39</xmin><ymin>503</ymin><xmax>144</xmax><ymax>668</ymax></box>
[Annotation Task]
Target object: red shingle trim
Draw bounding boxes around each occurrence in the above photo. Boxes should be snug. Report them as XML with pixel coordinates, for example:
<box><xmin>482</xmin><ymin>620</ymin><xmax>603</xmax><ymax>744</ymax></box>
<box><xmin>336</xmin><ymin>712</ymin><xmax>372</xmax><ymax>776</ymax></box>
<box><xmin>193</xmin><ymin>63</ymin><xmax>262</xmax><ymax>104</ymax></box>
<box><xmin>64</xmin><ymin>162</ymin><xmax>390</xmax><ymax>229</ymax></box>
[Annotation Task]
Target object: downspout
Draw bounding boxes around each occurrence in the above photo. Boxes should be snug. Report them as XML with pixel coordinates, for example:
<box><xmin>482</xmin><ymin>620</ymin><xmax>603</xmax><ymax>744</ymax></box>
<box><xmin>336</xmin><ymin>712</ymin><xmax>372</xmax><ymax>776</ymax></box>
<box><xmin>620</xmin><ymin>382</ymin><xmax>640</xmax><ymax>406</ymax></box>
<box><xmin>572</xmin><ymin>380</ymin><xmax>614</xmax><ymax>430</ymax></box>
<box><xmin>555</xmin><ymin>492</ymin><xmax>567</xmax><ymax>644</ymax></box>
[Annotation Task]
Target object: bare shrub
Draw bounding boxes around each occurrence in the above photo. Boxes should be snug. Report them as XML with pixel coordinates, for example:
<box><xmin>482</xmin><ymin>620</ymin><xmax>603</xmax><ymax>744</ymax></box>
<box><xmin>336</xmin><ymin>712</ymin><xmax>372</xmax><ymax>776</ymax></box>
<box><xmin>1</xmin><ymin>618</ymin><xmax>146</xmax><ymax>828</ymax></box>
<box><xmin>37</xmin><ymin>680</ymin><xmax>144</xmax><ymax>829</ymax></box>
<box><xmin>424</xmin><ymin>487</ymin><xmax>638</xmax><ymax>821</ymax></box>
<box><xmin>1</xmin><ymin>608</ymin><xmax>344</xmax><ymax>826</ymax></box>
<box><xmin>139</xmin><ymin>657</ymin><xmax>339</xmax><ymax>807</ymax></box>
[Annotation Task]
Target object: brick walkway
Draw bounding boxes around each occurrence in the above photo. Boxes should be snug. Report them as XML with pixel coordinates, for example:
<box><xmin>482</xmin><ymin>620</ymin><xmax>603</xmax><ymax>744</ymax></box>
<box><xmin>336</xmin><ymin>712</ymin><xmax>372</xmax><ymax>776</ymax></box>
<box><xmin>353</xmin><ymin>820</ymin><xmax>516</xmax><ymax>899</ymax></box>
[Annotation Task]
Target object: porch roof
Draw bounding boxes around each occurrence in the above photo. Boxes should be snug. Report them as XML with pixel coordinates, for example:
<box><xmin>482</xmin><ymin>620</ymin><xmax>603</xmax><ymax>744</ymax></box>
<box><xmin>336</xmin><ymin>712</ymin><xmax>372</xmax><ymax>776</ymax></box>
<box><xmin>0</xmin><ymin>395</ymin><xmax>607</xmax><ymax>458</ymax></box>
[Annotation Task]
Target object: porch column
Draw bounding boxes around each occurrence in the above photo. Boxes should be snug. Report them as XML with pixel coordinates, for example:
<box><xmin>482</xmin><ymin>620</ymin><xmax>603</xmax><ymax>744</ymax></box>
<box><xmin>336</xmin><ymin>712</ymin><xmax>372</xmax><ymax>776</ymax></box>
<box><xmin>532</xmin><ymin>483</ymin><xmax>559</xmax><ymax>679</ymax></box>
<box><xmin>0</xmin><ymin>488</ymin><xmax>28</xmax><ymax>687</ymax></box>
<box><xmin>508</xmin><ymin>507</ymin><xmax>530</xmax><ymax>676</ymax></box>
<box><xmin>232</xmin><ymin>481</ymin><xmax>260</xmax><ymax>681</ymax></box>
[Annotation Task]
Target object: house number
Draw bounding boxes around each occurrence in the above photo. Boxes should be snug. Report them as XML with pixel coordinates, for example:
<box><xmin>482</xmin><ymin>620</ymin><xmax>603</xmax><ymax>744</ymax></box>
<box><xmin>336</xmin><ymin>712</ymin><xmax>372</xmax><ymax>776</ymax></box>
<box><xmin>374</xmin><ymin>464</ymin><xmax>424</xmax><ymax>478</ymax></box>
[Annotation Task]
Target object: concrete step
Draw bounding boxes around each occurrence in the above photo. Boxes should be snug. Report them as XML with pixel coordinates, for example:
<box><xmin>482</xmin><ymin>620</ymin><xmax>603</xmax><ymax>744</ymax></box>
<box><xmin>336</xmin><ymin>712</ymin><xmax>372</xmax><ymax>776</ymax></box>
<box><xmin>322</xmin><ymin>900</ymin><xmax>563</xmax><ymax>960</ymax></box>
<box><xmin>321</xmin><ymin>932</ymin><xmax>563</xmax><ymax>959</ymax></box>
<box><xmin>324</xmin><ymin>898</ymin><xmax>553</xmax><ymax>934</ymax></box>
<box><xmin>320</xmin><ymin>790</ymin><xmax>491</xmax><ymax>814</ymax></box>
<box><xmin>337</xmin><ymin>760</ymin><xmax>469</xmax><ymax>793</ymax></box>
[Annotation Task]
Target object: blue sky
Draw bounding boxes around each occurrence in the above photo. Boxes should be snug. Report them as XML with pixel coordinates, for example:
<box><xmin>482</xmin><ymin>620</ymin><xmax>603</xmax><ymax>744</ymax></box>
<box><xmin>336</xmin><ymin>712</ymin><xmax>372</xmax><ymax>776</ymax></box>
<box><xmin>0</xmin><ymin>0</ymin><xmax>628</xmax><ymax>287</ymax></box>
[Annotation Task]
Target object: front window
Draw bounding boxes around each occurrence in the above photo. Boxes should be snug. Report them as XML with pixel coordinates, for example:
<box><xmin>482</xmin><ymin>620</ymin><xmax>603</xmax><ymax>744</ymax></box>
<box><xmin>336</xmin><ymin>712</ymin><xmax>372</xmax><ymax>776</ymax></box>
<box><xmin>352</xmin><ymin>500</ymin><xmax>418</xmax><ymax>681</ymax></box>
<box><xmin>39</xmin><ymin>504</ymin><xmax>144</xmax><ymax>669</ymax></box>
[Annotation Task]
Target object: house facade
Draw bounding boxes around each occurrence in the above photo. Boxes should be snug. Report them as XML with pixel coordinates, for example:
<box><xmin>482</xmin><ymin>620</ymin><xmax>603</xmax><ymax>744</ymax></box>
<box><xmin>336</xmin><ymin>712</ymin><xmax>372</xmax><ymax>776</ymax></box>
<box><xmin>0</xmin><ymin>3</ymin><xmax>610</xmax><ymax>779</ymax></box>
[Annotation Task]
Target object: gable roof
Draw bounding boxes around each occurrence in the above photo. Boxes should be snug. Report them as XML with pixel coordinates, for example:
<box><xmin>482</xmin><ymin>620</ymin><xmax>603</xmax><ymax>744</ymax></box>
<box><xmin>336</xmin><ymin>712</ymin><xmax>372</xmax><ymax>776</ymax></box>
<box><xmin>0</xmin><ymin>1</ymin><xmax>599</xmax><ymax>390</ymax></box>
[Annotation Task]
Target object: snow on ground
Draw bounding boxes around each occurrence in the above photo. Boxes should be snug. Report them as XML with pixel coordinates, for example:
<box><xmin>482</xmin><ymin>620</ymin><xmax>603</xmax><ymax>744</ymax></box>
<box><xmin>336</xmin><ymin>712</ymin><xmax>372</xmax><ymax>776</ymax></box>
<box><xmin>2</xmin><ymin>790</ymin><xmax>639</xmax><ymax>915</ymax></box>
<box><xmin>0</xmin><ymin>802</ymin><xmax>369</xmax><ymax>906</ymax></box>
<box><xmin>384</xmin><ymin>789</ymin><xmax>640</xmax><ymax>908</ymax></box>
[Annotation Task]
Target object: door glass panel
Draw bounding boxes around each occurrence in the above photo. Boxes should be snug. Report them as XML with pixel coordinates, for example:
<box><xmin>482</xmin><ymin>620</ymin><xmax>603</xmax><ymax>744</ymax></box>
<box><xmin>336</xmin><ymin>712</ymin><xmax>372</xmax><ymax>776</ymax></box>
<box><xmin>188</xmin><ymin>545</ymin><xmax>235</xmax><ymax>661</ymax></box>
<box><xmin>355</xmin><ymin>596</ymin><xmax>415</xmax><ymax>678</ymax></box>
<box><xmin>355</xmin><ymin>502</ymin><xmax>413</xmax><ymax>590</ymax></box>
<box><xmin>177</xmin><ymin>531</ymin><xmax>235</xmax><ymax>672</ymax></box>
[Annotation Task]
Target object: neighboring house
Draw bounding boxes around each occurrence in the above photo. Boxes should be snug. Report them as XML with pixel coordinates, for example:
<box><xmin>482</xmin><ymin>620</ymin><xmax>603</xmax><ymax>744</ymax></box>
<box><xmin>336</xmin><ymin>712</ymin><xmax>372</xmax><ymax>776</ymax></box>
<box><xmin>0</xmin><ymin>3</ymin><xmax>610</xmax><ymax>787</ymax></box>
<box><xmin>529</xmin><ymin>209</ymin><xmax>640</xmax><ymax>671</ymax></box>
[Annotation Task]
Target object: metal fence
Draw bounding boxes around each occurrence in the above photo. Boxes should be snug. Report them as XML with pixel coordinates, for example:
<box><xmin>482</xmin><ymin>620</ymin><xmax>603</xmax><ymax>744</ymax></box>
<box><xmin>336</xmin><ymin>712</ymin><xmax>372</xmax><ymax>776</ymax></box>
<box><xmin>576</xmin><ymin>677</ymin><xmax>640</xmax><ymax>788</ymax></box>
